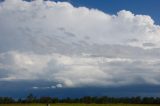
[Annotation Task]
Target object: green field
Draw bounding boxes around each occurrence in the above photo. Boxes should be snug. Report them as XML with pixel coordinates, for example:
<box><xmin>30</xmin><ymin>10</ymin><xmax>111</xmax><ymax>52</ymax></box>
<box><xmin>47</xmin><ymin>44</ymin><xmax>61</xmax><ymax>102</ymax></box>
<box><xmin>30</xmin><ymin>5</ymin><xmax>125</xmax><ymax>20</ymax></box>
<box><xmin>0</xmin><ymin>104</ymin><xmax>160</xmax><ymax>106</ymax></box>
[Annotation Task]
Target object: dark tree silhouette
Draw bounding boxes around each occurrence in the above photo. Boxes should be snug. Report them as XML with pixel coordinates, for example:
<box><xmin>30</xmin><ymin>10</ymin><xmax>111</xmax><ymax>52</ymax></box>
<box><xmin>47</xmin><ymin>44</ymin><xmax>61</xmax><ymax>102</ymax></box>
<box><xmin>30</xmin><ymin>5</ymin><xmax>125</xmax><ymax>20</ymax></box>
<box><xmin>0</xmin><ymin>94</ymin><xmax>160</xmax><ymax>104</ymax></box>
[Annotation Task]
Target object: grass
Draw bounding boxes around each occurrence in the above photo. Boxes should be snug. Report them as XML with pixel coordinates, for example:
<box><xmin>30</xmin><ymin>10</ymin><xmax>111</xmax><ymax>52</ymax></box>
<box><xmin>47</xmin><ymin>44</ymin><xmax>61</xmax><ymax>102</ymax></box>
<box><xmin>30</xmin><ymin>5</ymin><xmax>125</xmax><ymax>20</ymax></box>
<box><xmin>0</xmin><ymin>104</ymin><xmax>160</xmax><ymax>106</ymax></box>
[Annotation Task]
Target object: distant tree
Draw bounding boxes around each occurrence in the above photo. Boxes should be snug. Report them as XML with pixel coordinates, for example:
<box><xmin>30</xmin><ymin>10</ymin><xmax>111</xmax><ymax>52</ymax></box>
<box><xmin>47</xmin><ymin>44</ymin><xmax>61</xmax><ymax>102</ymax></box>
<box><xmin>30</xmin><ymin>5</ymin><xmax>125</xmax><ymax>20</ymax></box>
<box><xmin>39</xmin><ymin>96</ymin><xmax>52</xmax><ymax>103</ymax></box>
<box><xmin>26</xmin><ymin>93</ymin><xmax>36</xmax><ymax>103</ymax></box>
<box><xmin>52</xmin><ymin>97</ymin><xmax>59</xmax><ymax>103</ymax></box>
<box><xmin>82</xmin><ymin>96</ymin><xmax>93</xmax><ymax>104</ymax></box>
<box><xmin>0</xmin><ymin>97</ymin><xmax>15</xmax><ymax>104</ymax></box>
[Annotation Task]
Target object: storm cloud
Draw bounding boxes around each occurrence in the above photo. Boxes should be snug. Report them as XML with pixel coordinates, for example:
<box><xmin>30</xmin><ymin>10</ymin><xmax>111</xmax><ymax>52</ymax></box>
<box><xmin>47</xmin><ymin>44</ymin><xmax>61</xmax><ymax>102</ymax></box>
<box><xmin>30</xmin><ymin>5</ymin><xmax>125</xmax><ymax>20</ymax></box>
<box><xmin>0</xmin><ymin>0</ymin><xmax>160</xmax><ymax>88</ymax></box>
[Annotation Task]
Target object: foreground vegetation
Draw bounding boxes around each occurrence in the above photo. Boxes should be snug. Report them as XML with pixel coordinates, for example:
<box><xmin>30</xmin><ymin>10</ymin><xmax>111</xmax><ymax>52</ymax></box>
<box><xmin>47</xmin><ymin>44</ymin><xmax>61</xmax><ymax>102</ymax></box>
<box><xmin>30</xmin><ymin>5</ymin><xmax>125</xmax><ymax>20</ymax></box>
<box><xmin>0</xmin><ymin>104</ymin><xmax>160</xmax><ymax>106</ymax></box>
<box><xmin>0</xmin><ymin>94</ymin><xmax>160</xmax><ymax>104</ymax></box>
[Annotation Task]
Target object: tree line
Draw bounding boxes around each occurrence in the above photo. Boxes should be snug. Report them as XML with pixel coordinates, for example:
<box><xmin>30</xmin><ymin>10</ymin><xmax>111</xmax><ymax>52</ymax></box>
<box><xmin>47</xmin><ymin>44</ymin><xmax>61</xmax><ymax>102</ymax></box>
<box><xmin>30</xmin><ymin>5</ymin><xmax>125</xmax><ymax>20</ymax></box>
<box><xmin>0</xmin><ymin>94</ymin><xmax>160</xmax><ymax>104</ymax></box>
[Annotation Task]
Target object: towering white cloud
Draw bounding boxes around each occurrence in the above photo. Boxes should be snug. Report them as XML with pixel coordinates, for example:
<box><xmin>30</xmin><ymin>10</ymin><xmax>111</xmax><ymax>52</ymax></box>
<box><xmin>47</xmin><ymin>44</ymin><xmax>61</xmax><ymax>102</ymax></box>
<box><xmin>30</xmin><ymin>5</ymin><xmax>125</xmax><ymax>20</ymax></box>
<box><xmin>0</xmin><ymin>0</ymin><xmax>160</xmax><ymax>88</ymax></box>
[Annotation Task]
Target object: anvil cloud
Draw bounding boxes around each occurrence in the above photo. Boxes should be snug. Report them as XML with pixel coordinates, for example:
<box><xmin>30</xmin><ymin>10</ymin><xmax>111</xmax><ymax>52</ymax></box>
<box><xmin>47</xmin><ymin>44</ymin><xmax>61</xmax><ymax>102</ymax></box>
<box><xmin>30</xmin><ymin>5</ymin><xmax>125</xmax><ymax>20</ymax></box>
<box><xmin>0</xmin><ymin>0</ymin><xmax>160</xmax><ymax>88</ymax></box>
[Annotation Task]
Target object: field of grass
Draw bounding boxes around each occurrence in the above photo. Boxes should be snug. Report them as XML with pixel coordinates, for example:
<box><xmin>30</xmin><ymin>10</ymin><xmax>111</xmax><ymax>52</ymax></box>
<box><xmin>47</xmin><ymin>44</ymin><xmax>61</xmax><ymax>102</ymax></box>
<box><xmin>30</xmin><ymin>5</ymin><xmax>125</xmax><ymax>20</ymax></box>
<box><xmin>0</xmin><ymin>104</ymin><xmax>160</xmax><ymax>106</ymax></box>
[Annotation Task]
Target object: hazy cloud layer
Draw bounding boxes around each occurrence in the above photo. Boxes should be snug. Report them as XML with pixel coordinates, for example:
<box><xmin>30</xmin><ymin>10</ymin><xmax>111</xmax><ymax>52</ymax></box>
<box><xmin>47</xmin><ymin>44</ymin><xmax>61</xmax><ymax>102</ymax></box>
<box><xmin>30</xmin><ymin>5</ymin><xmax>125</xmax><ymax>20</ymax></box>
<box><xmin>0</xmin><ymin>0</ymin><xmax>160</xmax><ymax>88</ymax></box>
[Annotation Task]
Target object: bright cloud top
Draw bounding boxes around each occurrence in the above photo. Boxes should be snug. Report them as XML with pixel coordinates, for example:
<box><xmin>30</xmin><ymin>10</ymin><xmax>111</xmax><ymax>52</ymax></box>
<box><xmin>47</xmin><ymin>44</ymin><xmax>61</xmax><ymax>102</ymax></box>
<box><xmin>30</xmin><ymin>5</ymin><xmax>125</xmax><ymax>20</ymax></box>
<box><xmin>0</xmin><ymin>0</ymin><xmax>160</xmax><ymax>88</ymax></box>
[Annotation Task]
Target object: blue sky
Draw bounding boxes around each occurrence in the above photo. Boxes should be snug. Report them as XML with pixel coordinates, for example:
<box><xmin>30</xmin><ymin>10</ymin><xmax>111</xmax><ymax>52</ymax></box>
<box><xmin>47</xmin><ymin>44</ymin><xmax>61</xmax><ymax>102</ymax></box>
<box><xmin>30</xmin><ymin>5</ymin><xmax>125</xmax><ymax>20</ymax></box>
<box><xmin>0</xmin><ymin>0</ymin><xmax>160</xmax><ymax>98</ymax></box>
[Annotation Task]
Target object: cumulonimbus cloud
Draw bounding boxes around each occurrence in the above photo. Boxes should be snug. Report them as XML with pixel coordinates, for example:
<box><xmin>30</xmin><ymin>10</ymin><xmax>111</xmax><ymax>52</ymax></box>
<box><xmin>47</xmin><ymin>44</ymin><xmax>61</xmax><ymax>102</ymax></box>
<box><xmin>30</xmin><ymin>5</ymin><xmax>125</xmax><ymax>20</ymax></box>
<box><xmin>0</xmin><ymin>0</ymin><xmax>160</xmax><ymax>88</ymax></box>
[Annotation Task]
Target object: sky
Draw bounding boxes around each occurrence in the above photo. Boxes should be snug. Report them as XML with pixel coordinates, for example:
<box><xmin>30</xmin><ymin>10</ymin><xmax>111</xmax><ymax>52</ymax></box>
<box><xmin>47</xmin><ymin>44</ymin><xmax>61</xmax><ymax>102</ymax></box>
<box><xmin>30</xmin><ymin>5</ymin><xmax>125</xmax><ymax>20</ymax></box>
<box><xmin>53</xmin><ymin>0</ymin><xmax>160</xmax><ymax>25</ymax></box>
<box><xmin>0</xmin><ymin>0</ymin><xmax>160</xmax><ymax>98</ymax></box>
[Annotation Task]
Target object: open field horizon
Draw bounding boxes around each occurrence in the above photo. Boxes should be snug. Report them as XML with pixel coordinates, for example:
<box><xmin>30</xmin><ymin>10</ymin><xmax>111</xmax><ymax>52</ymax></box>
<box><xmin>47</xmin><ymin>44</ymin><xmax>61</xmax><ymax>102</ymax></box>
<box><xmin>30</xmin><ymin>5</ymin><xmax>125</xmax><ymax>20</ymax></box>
<box><xmin>0</xmin><ymin>104</ymin><xmax>160</xmax><ymax>106</ymax></box>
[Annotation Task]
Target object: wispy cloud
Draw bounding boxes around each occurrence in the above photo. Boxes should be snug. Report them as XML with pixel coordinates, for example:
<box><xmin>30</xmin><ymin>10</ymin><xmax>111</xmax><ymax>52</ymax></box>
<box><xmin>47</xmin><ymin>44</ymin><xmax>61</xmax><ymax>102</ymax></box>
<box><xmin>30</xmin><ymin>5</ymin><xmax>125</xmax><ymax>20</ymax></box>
<box><xmin>32</xmin><ymin>84</ymin><xmax>63</xmax><ymax>90</ymax></box>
